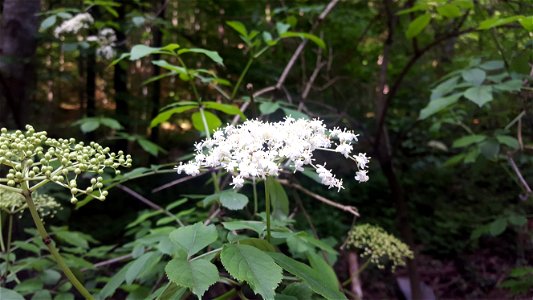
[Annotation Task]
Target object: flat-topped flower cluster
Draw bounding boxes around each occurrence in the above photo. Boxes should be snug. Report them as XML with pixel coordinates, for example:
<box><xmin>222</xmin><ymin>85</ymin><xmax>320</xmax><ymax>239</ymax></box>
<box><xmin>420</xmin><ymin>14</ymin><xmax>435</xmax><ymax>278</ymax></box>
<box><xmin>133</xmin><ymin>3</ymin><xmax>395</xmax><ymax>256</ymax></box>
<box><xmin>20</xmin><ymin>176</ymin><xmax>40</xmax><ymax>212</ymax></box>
<box><xmin>176</xmin><ymin>117</ymin><xmax>370</xmax><ymax>190</ymax></box>
<box><xmin>0</xmin><ymin>125</ymin><xmax>132</xmax><ymax>203</ymax></box>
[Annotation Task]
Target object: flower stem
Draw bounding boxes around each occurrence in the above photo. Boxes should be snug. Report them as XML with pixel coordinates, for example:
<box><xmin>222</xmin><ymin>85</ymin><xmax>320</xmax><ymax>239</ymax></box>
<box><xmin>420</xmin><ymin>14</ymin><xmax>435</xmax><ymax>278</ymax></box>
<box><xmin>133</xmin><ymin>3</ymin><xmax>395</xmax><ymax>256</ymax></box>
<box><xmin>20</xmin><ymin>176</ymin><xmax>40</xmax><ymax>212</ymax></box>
<box><xmin>253</xmin><ymin>178</ymin><xmax>258</xmax><ymax>215</ymax></box>
<box><xmin>0</xmin><ymin>213</ymin><xmax>5</xmax><ymax>252</ymax></box>
<box><xmin>231</xmin><ymin>58</ymin><xmax>254</xmax><ymax>100</ymax></box>
<box><xmin>22</xmin><ymin>190</ymin><xmax>94</xmax><ymax>299</ymax></box>
<box><xmin>264</xmin><ymin>179</ymin><xmax>271</xmax><ymax>242</ymax></box>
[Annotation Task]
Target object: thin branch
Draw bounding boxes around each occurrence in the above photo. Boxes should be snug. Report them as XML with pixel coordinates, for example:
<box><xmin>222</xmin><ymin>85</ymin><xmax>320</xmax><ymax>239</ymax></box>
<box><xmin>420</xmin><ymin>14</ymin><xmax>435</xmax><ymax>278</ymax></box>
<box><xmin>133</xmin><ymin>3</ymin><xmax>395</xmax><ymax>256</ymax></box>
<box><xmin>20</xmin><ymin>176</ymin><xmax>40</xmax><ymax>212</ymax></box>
<box><xmin>118</xmin><ymin>184</ymin><xmax>184</xmax><ymax>226</ymax></box>
<box><xmin>507</xmin><ymin>154</ymin><xmax>532</xmax><ymax>200</ymax></box>
<box><xmin>277</xmin><ymin>179</ymin><xmax>359</xmax><ymax>216</ymax></box>
<box><xmin>152</xmin><ymin>174</ymin><xmax>199</xmax><ymax>193</ymax></box>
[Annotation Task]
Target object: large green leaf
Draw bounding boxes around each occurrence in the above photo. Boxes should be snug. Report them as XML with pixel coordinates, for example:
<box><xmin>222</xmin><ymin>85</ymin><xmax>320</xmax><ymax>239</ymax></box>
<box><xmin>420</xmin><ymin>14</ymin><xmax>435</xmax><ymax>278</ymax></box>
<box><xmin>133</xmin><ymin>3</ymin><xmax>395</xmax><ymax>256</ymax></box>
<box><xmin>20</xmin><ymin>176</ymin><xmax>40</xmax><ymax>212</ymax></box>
<box><xmin>221</xmin><ymin>244</ymin><xmax>282</xmax><ymax>300</ymax></box>
<box><xmin>269</xmin><ymin>253</ymin><xmax>347</xmax><ymax>300</ymax></box>
<box><xmin>406</xmin><ymin>14</ymin><xmax>431</xmax><ymax>38</ymax></box>
<box><xmin>478</xmin><ymin>16</ymin><xmax>523</xmax><ymax>30</ymax></box>
<box><xmin>307</xmin><ymin>252</ymin><xmax>339</xmax><ymax>289</ymax></box>
<box><xmin>177</xmin><ymin>48</ymin><xmax>224</xmax><ymax>65</ymax></box>
<box><xmin>461</xmin><ymin>68</ymin><xmax>486</xmax><ymax>86</ymax></box>
<box><xmin>430</xmin><ymin>76</ymin><xmax>459</xmax><ymax>100</ymax></box>
<box><xmin>0</xmin><ymin>288</ymin><xmax>24</xmax><ymax>300</ymax></box>
<box><xmin>419</xmin><ymin>93</ymin><xmax>462</xmax><ymax>119</ymax></box>
<box><xmin>463</xmin><ymin>86</ymin><xmax>493</xmax><ymax>107</ymax></box>
<box><xmin>452</xmin><ymin>135</ymin><xmax>487</xmax><ymax>148</ymax></box>
<box><xmin>99</xmin><ymin>261</ymin><xmax>133</xmax><ymax>299</ymax></box>
<box><xmin>496</xmin><ymin>135</ymin><xmax>519</xmax><ymax>149</ymax></box>
<box><xmin>226</xmin><ymin>21</ymin><xmax>248</xmax><ymax>38</ymax></box>
<box><xmin>479</xmin><ymin>60</ymin><xmax>504</xmax><ymax>71</ymax></box>
<box><xmin>479</xmin><ymin>138</ymin><xmax>500</xmax><ymax>160</ymax></box>
<box><xmin>436</xmin><ymin>4</ymin><xmax>461</xmax><ymax>18</ymax></box>
<box><xmin>518</xmin><ymin>16</ymin><xmax>533</xmax><ymax>31</ymax></box>
<box><xmin>260</xmin><ymin>102</ymin><xmax>281</xmax><ymax>115</ymax></box>
<box><xmin>219</xmin><ymin>190</ymin><xmax>249</xmax><ymax>210</ymax></box>
<box><xmin>203</xmin><ymin>101</ymin><xmax>246</xmax><ymax>119</ymax></box>
<box><xmin>130</xmin><ymin>45</ymin><xmax>161</xmax><ymax>60</ymax></box>
<box><xmin>191</xmin><ymin>110</ymin><xmax>222</xmax><ymax>133</ymax></box>
<box><xmin>151</xmin><ymin>60</ymin><xmax>188</xmax><ymax>77</ymax></box>
<box><xmin>493</xmin><ymin>79</ymin><xmax>522</xmax><ymax>92</ymax></box>
<box><xmin>169</xmin><ymin>223</ymin><xmax>218</xmax><ymax>257</ymax></box>
<box><xmin>126</xmin><ymin>251</ymin><xmax>160</xmax><ymax>284</ymax></box>
<box><xmin>165</xmin><ymin>256</ymin><xmax>219</xmax><ymax>298</ymax></box>
<box><xmin>222</xmin><ymin>221</ymin><xmax>266</xmax><ymax>236</ymax></box>
<box><xmin>266</xmin><ymin>177</ymin><xmax>289</xmax><ymax>218</ymax></box>
<box><xmin>150</xmin><ymin>105</ymin><xmax>198</xmax><ymax>128</ymax></box>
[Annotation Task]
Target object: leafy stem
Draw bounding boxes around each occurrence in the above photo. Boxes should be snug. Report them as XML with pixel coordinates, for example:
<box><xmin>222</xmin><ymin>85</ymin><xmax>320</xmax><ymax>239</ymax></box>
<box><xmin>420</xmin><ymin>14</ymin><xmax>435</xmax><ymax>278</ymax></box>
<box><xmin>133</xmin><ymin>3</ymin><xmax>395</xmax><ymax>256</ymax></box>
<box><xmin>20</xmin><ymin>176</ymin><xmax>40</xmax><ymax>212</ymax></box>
<box><xmin>231</xmin><ymin>57</ymin><xmax>254</xmax><ymax>100</ymax></box>
<box><xmin>265</xmin><ymin>179</ymin><xmax>271</xmax><ymax>242</ymax></box>
<box><xmin>22</xmin><ymin>188</ymin><xmax>94</xmax><ymax>299</ymax></box>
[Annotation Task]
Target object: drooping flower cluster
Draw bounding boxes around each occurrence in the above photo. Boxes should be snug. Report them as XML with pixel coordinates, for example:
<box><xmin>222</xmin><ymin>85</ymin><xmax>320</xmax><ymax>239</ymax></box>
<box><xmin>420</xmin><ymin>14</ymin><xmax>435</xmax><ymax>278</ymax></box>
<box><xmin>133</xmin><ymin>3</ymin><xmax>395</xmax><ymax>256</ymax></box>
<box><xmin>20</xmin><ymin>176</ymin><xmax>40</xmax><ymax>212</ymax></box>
<box><xmin>54</xmin><ymin>13</ymin><xmax>94</xmax><ymax>38</ymax></box>
<box><xmin>0</xmin><ymin>125</ymin><xmax>132</xmax><ymax>203</ymax></box>
<box><xmin>346</xmin><ymin>224</ymin><xmax>413</xmax><ymax>271</ymax></box>
<box><xmin>87</xmin><ymin>28</ymin><xmax>117</xmax><ymax>59</ymax></box>
<box><xmin>0</xmin><ymin>189</ymin><xmax>61</xmax><ymax>218</ymax></box>
<box><xmin>176</xmin><ymin>118</ymin><xmax>370</xmax><ymax>190</ymax></box>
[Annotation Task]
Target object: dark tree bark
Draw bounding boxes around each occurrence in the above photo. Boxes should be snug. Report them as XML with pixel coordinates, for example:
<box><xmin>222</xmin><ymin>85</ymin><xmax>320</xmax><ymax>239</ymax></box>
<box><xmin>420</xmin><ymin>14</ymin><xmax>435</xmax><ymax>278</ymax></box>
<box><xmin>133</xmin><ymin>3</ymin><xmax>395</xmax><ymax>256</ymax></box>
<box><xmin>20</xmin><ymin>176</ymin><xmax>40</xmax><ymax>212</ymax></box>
<box><xmin>149</xmin><ymin>0</ymin><xmax>166</xmax><ymax>162</ymax></box>
<box><xmin>0</xmin><ymin>0</ymin><xmax>40</xmax><ymax>129</ymax></box>
<box><xmin>114</xmin><ymin>3</ymin><xmax>129</xmax><ymax>150</ymax></box>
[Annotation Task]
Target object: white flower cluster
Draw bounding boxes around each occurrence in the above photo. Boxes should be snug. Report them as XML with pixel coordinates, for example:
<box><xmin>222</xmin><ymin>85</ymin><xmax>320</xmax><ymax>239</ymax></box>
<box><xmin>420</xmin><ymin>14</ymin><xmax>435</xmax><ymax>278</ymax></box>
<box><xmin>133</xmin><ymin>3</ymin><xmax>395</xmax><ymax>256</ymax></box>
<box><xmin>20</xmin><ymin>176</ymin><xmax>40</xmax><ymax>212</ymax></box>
<box><xmin>54</xmin><ymin>13</ymin><xmax>94</xmax><ymax>38</ymax></box>
<box><xmin>176</xmin><ymin>118</ymin><xmax>370</xmax><ymax>190</ymax></box>
<box><xmin>87</xmin><ymin>28</ymin><xmax>117</xmax><ymax>60</ymax></box>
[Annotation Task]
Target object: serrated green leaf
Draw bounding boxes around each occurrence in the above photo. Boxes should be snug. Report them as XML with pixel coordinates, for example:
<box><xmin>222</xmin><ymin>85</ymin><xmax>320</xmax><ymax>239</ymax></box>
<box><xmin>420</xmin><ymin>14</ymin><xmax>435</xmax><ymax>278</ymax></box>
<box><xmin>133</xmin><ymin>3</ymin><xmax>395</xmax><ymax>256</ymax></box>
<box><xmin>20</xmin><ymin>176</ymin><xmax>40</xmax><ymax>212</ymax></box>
<box><xmin>452</xmin><ymin>135</ymin><xmax>487</xmax><ymax>148</ymax></box>
<box><xmin>165</xmin><ymin>257</ymin><xmax>219</xmax><ymax>298</ymax></box>
<box><xmin>260</xmin><ymin>102</ymin><xmax>281</xmax><ymax>115</ymax></box>
<box><xmin>282</xmin><ymin>283</ymin><xmax>314</xmax><ymax>300</ymax></box>
<box><xmin>222</xmin><ymin>221</ymin><xmax>266</xmax><ymax>236</ymax></box>
<box><xmin>169</xmin><ymin>222</ymin><xmax>218</xmax><ymax>257</ymax></box>
<box><xmin>269</xmin><ymin>253</ymin><xmax>347</xmax><ymax>300</ymax></box>
<box><xmin>126</xmin><ymin>252</ymin><xmax>159</xmax><ymax>284</ymax></box>
<box><xmin>221</xmin><ymin>244</ymin><xmax>282</xmax><ymax>300</ymax></box>
<box><xmin>239</xmin><ymin>238</ymin><xmax>276</xmax><ymax>252</ymax></box>
<box><xmin>191</xmin><ymin>111</ymin><xmax>222</xmax><ymax>133</ymax></box>
<box><xmin>496</xmin><ymin>135</ymin><xmax>519</xmax><ymax>149</ymax></box>
<box><xmin>219</xmin><ymin>190</ymin><xmax>249</xmax><ymax>210</ymax></box>
<box><xmin>462</xmin><ymin>68</ymin><xmax>486</xmax><ymax>86</ymax></box>
<box><xmin>464</xmin><ymin>86</ymin><xmax>493</xmax><ymax>107</ymax></box>
<box><xmin>55</xmin><ymin>231</ymin><xmax>89</xmax><ymax>249</ymax></box>
<box><xmin>430</xmin><ymin>76</ymin><xmax>460</xmax><ymax>100</ymax></box>
<box><xmin>406</xmin><ymin>14</ymin><xmax>431</xmax><ymax>38</ymax></box>
<box><xmin>419</xmin><ymin>93</ymin><xmax>462</xmax><ymax>119</ymax></box>
<box><xmin>177</xmin><ymin>48</ymin><xmax>224</xmax><ymax>65</ymax></box>
<box><xmin>203</xmin><ymin>101</ymin><xmax>246</xmax><ymax>119</ymax></box>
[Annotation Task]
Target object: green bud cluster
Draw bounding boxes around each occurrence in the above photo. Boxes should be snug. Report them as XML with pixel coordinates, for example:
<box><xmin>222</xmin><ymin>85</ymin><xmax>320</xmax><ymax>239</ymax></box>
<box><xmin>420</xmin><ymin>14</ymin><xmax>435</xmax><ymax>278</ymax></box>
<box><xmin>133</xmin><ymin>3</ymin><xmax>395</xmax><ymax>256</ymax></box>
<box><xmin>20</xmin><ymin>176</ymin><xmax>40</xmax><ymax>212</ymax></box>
<box><xmin>346</xmin><ymin>224</ymin><xmax>414</xmax><ymax>271</ymax></box>
<box><xmin>0</xmin><ymin>125</ymin><xmax>132</xmax><ymax>203</ymax></box>
<box><xmin>0</xmin><ymin>189</ymin><xmax>61</xmax><ymax>218</ymax></box>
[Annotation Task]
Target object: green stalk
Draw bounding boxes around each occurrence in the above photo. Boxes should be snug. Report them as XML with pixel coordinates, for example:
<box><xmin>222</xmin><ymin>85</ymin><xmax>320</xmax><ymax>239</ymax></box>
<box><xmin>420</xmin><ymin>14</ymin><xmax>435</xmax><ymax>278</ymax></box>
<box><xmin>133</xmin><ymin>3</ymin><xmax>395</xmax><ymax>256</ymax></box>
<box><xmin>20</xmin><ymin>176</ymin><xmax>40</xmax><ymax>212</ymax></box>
<box><xmin>4</xmin><ymin>214</ymin><xmax>13</xmax><ymax>279</ymax></box>
<box><xmin>264</xmin><ymin>180</ymin><xmax>271</xmax><ymax>242</ymax></box>
<box><xmin>252</xmin><ymin>178</ymin><xmax>258</xmax><ymax>215</ymax></box>
<box><xmin>231</xmin><ymin>58</ymin><xmax>254</xmax><ymax>100</ymax></box>
<box><xmin>199</xmin><ymin>108</ymin><xmax>221</xmax><ymax>194</ymax></box>
<box><xmin>0</xmin><ymin>213</ymin><xmax>5</xmax><ymax>253</ymax></box>
<box><xmin>22</xmin><ymin>190</ymin><xmax>94</xmax><ymax>299</ymax></box>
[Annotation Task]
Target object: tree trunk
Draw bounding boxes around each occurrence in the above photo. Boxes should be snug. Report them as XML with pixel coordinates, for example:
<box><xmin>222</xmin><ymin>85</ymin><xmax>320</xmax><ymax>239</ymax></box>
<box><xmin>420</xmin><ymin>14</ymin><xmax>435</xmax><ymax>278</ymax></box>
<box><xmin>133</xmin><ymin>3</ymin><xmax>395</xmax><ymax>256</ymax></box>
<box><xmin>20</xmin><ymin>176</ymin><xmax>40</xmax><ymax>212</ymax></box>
<box><xmin>114</xmin><ymin>3</ymin><xmax>129</xmax><ymax>150</ymax></box>
<box><xmin>149</xmin><ymin>0</ymin><xmax>165</xmax><ymax>162</ymax></box>
<box><xmin>0</xmin><ymin>0</ymin><xmax>40</xmax><ymax>128</ymax></box>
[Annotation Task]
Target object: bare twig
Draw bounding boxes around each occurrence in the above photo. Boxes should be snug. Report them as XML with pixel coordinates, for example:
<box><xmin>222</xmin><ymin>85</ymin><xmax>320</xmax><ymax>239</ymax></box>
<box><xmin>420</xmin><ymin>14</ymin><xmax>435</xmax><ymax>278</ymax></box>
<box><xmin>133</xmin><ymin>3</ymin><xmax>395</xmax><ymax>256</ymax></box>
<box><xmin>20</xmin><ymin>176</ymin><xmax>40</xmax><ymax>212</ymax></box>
<box><xmin>277</xmin><ymin>179</ymin><xmax>359</xmax><ymax>216</ymax></box>
<box><xmin>152</xmin><ymin>174</ymin><xmax>199</xmax><ymax>193</ymax></box>
<box><xmin>507</xmin><ymin>154</ymin><xmax>532</xmax><ymax>200</ymax></box>
<box><xmin>204</xmin><ymin>207</ymin><xmax>221</xmax><ymax>225</ymax></box>
<box><xmin>88</xmin><ymin>253</ymin><xmax>133</xmax><ymax>271</ymax></box>
<box><xmin>118</xmin><ymin>184</ymin><xmax>184</xmax><ymax>226</ymax></box>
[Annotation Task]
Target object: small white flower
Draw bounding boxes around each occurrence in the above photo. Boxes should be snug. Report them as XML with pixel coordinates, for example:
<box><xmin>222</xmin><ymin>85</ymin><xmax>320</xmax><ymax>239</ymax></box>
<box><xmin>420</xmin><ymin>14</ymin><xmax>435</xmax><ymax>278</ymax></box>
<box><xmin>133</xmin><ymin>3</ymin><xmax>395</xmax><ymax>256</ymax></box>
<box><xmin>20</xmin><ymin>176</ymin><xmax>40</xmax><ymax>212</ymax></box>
<box><xmin>355</xmin><ymin>170</ymin><xmax>369</xmax><ymax>182</ymax></box>
<box><xmin>335</xmin><ymin>143</ymin><xmax>353</xmax><ymax>157</ymax></box>
<box><xmin>175</xmin><ymin>163</ymin><xmax>200</xmax><ymax>176</ymax></box>
<box><xmin>231</xmin><ymin>176</ymin><xmax>245</xmax><ymax>188</ymax></box>
<box><xmin>354</xmin><ymin>153</ymin><xmax>370</xmax><ymax>170</ymax></box>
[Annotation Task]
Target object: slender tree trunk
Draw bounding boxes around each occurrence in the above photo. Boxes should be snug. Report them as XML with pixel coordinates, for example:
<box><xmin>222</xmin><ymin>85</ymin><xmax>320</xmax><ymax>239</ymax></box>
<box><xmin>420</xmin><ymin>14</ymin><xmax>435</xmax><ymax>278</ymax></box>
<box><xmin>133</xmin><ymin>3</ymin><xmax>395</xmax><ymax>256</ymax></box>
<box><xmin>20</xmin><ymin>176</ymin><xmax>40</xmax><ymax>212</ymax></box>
<box><xmin>149</xmin><ymin>0</ymin><xmax>165</xmax><ymax>161</ymax></box>
<box><xmin>114</xmin><ymin>4</ymin><xmax>129</xmax><ymax>150</ymax></box>
<box><xmin>0</xmin><ymin>0</ymin><xmax>40</xmax><ymax>128</ymax></box>
<box><xmin>373</xmin><ymin>1</ymin><xmax>422</xmax><ymax>299</ymax></box>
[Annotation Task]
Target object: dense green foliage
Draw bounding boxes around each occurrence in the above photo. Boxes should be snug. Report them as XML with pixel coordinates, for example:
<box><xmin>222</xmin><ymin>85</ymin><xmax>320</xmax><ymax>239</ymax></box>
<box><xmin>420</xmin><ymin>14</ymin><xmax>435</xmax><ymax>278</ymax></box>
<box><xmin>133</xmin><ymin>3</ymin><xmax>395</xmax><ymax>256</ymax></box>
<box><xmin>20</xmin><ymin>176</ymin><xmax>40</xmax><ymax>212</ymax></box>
<box><xmin>0</xmin><ymin>0</ymin><xmax>532</xmax><ymax>299</ymax></box>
